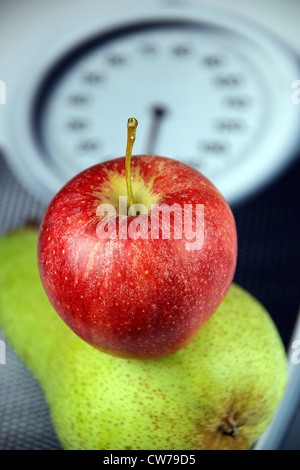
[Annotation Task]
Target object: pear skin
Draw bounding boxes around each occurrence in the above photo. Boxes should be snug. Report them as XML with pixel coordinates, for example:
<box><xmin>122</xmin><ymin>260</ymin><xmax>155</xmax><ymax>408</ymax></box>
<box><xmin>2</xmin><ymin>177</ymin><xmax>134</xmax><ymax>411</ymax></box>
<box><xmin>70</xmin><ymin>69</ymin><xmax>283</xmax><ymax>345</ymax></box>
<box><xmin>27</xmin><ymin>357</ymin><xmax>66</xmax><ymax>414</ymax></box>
<box><xmin>0</xmin><ymin>228</ymin><xmax>287</xmax><ymax>450</ymax></box>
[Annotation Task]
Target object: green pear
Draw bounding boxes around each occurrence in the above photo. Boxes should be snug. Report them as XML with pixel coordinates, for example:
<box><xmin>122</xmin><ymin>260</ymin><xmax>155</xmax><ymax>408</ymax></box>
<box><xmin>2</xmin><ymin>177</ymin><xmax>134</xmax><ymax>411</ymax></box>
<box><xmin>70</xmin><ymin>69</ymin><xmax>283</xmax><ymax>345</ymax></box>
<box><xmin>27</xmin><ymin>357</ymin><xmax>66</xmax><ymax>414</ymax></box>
<box><xmin>0</xmin><ymin>228</ymin><xmax>287</xmax><ymax>450</ymax></box>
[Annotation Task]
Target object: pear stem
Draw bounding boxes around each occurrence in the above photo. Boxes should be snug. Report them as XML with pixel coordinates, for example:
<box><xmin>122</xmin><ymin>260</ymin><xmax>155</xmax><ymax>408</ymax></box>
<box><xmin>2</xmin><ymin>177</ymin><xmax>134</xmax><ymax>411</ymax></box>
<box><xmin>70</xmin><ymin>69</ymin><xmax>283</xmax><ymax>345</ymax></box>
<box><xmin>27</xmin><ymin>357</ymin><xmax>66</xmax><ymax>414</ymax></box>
<box><xmin>125</xmin><ymin>118</ymin><xmax>138</xmax><ymax>208</ymax></box>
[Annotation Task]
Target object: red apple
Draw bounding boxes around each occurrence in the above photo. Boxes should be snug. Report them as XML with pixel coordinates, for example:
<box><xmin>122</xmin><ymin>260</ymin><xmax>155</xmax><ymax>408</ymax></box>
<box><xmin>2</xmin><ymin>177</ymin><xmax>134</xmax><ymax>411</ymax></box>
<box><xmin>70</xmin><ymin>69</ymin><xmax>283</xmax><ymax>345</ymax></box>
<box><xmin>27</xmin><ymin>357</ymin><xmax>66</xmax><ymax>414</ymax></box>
<box><xmin>38</xmin><ymin>119</ymin><xmax>237</xmax><ymax>359</ymax></box>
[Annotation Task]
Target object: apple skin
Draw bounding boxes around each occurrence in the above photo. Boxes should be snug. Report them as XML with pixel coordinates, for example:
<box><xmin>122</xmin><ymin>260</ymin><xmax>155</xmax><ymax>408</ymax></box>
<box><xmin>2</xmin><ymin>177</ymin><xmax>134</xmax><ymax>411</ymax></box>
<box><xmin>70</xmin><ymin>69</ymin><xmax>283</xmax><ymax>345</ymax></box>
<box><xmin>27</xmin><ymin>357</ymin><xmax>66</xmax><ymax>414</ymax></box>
<box><xmin>38</xmin><ymin>155</ymin><xmax>237</xmax><ymax>359</ymax></box>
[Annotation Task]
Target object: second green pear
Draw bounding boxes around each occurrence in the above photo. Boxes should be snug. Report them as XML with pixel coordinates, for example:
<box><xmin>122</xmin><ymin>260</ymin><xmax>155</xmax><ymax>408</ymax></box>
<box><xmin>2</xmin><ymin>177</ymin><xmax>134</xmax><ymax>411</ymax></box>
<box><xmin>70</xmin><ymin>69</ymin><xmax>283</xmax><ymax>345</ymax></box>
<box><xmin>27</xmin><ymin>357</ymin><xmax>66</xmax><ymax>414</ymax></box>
<box><xmin>0</xmin><ymin>228</ymin><xmax>287</xmax><ymax>450</ymax></box>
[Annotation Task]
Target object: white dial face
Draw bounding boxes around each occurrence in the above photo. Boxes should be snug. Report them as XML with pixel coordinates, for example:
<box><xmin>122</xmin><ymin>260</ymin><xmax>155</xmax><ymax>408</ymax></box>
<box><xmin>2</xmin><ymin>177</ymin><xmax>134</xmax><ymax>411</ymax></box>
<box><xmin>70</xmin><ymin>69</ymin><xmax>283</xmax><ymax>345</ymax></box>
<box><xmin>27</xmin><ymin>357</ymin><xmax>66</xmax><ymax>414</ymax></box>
<box><xmin>3</xmin><ymin>8</ymin><xmax>297</xmax><ymax>206</ymax></box>
<box><xmin>38</xmin><ymin>21</ymin><xmax>268</xmax><ymax>188</ymax></box>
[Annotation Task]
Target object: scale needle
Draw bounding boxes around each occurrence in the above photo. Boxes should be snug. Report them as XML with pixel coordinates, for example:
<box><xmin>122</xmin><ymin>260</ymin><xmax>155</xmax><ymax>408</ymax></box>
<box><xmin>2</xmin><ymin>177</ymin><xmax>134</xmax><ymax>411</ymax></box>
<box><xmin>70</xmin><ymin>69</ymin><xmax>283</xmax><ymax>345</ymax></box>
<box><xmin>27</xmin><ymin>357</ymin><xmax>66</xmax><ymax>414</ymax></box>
<box><xmin>146</xmin><ymin>105</ymin><xmax>168</xmax><ymax>155</ymax></box>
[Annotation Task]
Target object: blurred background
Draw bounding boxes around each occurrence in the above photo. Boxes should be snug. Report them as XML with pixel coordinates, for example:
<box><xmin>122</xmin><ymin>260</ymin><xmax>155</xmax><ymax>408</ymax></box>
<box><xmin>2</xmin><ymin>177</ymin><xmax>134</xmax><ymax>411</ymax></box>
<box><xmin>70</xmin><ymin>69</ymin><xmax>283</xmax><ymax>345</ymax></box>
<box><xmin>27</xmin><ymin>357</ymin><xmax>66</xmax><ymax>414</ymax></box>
<box><xmin>0</xmin><ymin>0</ymin><xmax>299</xmax><ymax>450</ymax></box>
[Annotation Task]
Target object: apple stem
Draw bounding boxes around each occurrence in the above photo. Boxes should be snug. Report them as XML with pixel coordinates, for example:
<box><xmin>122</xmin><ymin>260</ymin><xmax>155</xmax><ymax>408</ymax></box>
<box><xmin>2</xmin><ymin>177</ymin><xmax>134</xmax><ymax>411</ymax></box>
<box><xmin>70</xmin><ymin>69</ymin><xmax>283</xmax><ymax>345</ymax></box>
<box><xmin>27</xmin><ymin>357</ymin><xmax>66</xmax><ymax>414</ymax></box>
<box><xmin>125</xmin><ymin>117</ymin><xmax>138</xmax><ymax>208</ymax></box>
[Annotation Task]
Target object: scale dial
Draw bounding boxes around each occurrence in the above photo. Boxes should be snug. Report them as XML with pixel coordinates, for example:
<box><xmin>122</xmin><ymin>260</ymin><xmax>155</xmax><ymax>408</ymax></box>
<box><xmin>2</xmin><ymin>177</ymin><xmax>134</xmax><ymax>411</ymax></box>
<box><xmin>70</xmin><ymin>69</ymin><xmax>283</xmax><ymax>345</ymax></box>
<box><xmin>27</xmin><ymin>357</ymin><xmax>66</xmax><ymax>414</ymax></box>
<box><xmin>39</xmin><ymin>22</ymin><xmax>267</xmax><ymax>181</ymax></box>
<box><xmin>1</xmin><ymin>3</ymin><xmax>300</xmax><ymax>205</ymax></box>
